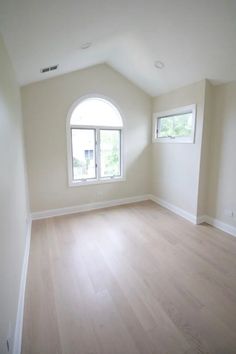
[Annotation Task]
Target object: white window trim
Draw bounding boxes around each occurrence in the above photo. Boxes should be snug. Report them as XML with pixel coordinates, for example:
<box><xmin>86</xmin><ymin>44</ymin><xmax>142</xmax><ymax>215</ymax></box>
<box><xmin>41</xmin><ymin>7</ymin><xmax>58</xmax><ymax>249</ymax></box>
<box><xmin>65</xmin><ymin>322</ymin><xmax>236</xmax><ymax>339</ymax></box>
<box><xmin>66</xmin><ymin>94</ymin><xmax>126</xmax><ymax>187</ymax></box>
<box><xmin>152</xmin><ymin>104</ymin><xmax>197</xmax><ymax>144</ymax></box>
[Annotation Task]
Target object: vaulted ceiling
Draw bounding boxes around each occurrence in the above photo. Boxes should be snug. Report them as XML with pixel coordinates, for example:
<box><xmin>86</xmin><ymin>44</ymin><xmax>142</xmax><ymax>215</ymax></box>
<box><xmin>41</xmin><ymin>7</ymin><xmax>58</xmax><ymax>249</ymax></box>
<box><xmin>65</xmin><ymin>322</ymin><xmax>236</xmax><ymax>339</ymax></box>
<box><xmin>0</xmin><ymin>0</ymin><xmax>236</xmax><ymax>95</ymax></box>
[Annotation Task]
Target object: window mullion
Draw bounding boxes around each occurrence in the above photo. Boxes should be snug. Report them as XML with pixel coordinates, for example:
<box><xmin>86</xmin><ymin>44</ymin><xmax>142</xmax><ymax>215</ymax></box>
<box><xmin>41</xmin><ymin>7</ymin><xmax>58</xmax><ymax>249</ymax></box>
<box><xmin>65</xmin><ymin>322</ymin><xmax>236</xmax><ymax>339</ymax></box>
<box><xmin>96</xmin><ymin>128</ymin><xmax>101</xmax><ymax>180</ymax></box>
<box><xmin>119</xmin><ymin>129</ymin><xmax>122</xmax><ymax>178</ymax></box>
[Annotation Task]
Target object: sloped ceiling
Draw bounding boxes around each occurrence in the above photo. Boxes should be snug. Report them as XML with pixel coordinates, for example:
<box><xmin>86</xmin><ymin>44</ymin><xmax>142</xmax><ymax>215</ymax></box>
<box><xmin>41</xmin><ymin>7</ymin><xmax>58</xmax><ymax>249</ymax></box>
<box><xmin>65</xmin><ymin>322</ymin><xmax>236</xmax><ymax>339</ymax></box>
<box><xmin>0</xmin><ymin>0</ymin><xmax>236</xmax><ymax>95</ymax></box>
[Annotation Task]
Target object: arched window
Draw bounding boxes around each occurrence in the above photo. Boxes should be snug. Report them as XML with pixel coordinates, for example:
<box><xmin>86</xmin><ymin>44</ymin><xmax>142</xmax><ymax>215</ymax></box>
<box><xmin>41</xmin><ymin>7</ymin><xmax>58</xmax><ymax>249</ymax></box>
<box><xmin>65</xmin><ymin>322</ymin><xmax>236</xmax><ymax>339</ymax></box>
<box><xmin>67</xmin><ymin>96</ymin><xmax>124</xmax><ymax>186</ymax></box>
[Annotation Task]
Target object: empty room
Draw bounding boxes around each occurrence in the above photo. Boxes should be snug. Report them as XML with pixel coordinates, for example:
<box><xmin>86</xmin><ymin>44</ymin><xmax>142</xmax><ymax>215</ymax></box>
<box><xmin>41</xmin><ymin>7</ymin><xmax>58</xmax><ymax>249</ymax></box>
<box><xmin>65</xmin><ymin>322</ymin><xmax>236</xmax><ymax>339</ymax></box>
<box><xmin>1</xmin><ymin>0</ymin><xmax>236</xmax><ymax>353</ymax></box>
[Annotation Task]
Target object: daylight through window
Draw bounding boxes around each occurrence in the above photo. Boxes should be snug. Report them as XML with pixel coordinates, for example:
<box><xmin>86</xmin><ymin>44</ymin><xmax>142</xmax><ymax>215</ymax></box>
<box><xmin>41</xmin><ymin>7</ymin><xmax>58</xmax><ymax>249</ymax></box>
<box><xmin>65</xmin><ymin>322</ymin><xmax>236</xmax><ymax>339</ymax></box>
<box><xmin>68</xmin><ymin>97</ymin><xmax>124</xmax><ymax>185</ymax></box>
<box><xmin>153</xmin><ymin>104</ymin><xmax>196</xmax><ymax>143</ymax></box>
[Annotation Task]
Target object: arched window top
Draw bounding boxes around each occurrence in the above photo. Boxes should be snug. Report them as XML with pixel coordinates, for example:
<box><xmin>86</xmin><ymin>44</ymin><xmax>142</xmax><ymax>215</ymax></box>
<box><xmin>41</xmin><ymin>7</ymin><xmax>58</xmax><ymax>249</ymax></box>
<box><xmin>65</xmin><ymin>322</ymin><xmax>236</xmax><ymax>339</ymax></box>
<box><xmin>70</xmin><ymin>97</ymin><xmax>123</xmax><ymax>127</ymax></box>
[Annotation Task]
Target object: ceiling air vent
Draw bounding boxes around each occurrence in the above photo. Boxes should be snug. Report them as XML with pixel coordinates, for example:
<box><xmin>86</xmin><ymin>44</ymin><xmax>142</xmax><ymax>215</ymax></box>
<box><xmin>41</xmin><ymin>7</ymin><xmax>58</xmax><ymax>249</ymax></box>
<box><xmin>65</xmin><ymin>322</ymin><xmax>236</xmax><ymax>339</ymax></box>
<box><xmin>40</xmin><ymin>64</ymin><xmax>58</xmax><ymax>73</ymax></box>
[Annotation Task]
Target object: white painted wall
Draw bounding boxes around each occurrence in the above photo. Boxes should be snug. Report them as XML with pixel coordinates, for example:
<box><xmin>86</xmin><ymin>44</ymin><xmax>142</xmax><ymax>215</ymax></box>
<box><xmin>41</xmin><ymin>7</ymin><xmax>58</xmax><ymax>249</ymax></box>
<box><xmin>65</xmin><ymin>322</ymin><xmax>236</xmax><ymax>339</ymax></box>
<box><xmin>0</xmin><ymin>34</ymin><xmax>29</xmax><ymax>353</ymax></box>
<box><xmin>151</xmin><ymin>78</ymin><xmax>236</xmax><ymax>233</ymax></box>
<box><xmin>152</xmin><ymin>80</ymin><xmax>206</xmax><ymax>217</ymax></box>
<box><xmin>197</xmin><ymin>80</ymin><xmax>214</xmax><ymax>217</ymax></box>
<box><xmin>207</xmin><ymin>82</ymin><xmax>236</xmax><ymax>228</ymax></box>
<box><xmin>21</xmin><ymin>61</ymin><xmax>236</xmax><ymax>231</ymax></box>
<box><xmin>22</xmin><ymin>64</ymin><xmax>152</xmax><ymax>212</ymax></box>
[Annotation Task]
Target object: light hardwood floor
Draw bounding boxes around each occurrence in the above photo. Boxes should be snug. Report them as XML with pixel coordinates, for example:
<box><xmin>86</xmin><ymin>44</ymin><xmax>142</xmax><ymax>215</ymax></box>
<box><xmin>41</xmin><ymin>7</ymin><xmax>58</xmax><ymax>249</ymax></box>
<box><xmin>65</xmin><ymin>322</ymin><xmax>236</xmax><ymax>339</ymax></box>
<box><xmin>22</xmin><ymin>201</ymin><xmax>236</xmax><ymax>354</ymax></box>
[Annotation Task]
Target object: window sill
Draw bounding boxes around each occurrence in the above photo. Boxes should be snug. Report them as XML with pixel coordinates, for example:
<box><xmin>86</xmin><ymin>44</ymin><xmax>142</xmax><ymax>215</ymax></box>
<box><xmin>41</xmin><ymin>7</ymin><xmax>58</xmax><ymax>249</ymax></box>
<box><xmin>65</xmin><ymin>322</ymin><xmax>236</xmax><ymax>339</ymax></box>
<box><xmin>153</xmin><ymin>137</ymin><xmax>195</xmax><ymax>144</ymax></box>
<box><xmin>69</xmin><ymin>176</ymin><xmax>126</xmax><ymax>187</ymax></box>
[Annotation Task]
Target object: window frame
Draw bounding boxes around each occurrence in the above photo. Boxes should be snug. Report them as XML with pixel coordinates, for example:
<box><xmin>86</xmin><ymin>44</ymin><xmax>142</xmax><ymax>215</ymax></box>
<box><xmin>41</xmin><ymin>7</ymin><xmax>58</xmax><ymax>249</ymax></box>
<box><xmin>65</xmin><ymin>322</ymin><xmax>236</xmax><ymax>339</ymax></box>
<box><xmin>71</xmin><ymin>127</ymin><xmax>97</xmax><ymax>182</ymax></box>
<box><xmin>67</xmin><ymin>95</ymin><xmax>125</xmax><ymax>187</ymax></box>
<box><xmin>99</xmin><ymin>128</ymin><xmax>122</xmax><ymax>180</ymax></box>
<box><xmin>152</xmin><ymin>104</ymin><xmax>197</xmax><ymax>144</ymax></box>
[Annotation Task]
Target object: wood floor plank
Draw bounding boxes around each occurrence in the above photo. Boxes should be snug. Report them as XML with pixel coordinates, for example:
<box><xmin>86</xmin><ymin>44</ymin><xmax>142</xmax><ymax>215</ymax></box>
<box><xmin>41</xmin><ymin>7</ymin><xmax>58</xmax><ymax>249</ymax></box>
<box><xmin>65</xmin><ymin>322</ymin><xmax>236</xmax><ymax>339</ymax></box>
<box><xmin>22</xmin><ymin>201</ymin><xmax>236</xmax><ymax>354</ymax></box>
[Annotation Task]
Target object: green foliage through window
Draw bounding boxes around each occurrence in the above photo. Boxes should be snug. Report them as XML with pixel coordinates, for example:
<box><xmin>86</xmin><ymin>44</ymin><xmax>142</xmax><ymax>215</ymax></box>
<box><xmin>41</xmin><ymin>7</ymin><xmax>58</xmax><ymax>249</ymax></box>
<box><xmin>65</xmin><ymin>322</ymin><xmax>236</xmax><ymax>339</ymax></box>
<box><xmin>158</xmin><ymin>113</ymin><xmax>193</xmax><ymax>138</ymax></box>
<box><xmin>100</xmin><ymin>130</ymin><xmax>120</xmax><ymax>177</ymax></box>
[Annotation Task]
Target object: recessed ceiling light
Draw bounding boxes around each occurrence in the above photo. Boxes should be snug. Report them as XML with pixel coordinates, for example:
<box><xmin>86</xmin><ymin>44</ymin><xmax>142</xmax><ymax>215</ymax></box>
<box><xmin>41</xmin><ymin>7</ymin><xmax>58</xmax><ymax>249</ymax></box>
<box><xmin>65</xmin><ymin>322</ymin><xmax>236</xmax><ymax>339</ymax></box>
<box><xmin>80</xmin><ymin>42</ymin><xmax>92</xmax><ymax>50</ymax></box>
<box><xmin>154</xmin><ymin>60</ymin><xmax>165</xmax><ymax>69</ymax></box>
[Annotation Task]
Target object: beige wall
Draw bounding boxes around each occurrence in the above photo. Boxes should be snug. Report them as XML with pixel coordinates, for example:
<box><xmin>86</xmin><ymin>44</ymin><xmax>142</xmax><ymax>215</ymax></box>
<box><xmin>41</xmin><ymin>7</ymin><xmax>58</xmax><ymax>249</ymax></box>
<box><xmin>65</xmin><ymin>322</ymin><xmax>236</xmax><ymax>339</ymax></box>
<box><xmin>22</xmin><ymin>64</ymin><xmax>152</xmax><ymax>212</ymax></box>
<box><xmin>197</xmin><ymin>80</ymin><xmax>214</xmax><ymax>217</ymax></box>
<box><xmin>152</xmin><ymin>79</ymin><xmax>236</xmax><ymax>229</ymax></box>
<box><xmin>152</xmin><ymin>80</ymin><xmax>206</xmax><ymax>216</ymax></box>
<box><xmin>0</xmin><ymin>34</ymin><xmax>29</xmax><ymax>351</ymax></box>
<box><xmin>207</xmin><ymin>82</ymin><xmax>236</xmax><ymax>227</ymax></box>
<box><xmin>20</xmin><ymin>60</ymin><xmax>236</xmax><ymax>227</ymax></box>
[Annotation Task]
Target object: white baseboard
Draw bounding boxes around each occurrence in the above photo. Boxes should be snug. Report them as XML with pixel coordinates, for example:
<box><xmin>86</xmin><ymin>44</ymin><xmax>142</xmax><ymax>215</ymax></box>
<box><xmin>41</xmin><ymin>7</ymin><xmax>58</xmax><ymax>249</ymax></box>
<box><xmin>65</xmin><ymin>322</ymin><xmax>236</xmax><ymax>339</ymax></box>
<box><xmin>32</xmin><ymin>192</ymin><xmax>236</xmax><ymax>234</ymax></box>
<box><xmin>149</xmin><ymin>194</ymin><xmax>198</xmax><ymax>224</ymax></box>
<box><xmin>196</xmin><ymin>215</ymin><xmax>208</xmax><ymax>225</ymax></box>
<box><xmin>12</xmin><ymin>195</ymin><xmax>236</xmax><ymax>354</ymax></box>
<box><xmin>150</xmin><ymin>195</ymin><xmax>236</xmax><ymax>238</ymax></box>
<box><xmin>31</xmin><ymin>195</ymin><xmax>150</xmax><ymax>220</ymax></box>
<box><xmin>203</xmin><ymin>216</ymin><xmax>236</xmax><ymax>238</ymax></box>
<box><xmin>13</xmin><ymin>217</ymin><xmax>32</xmax><ymax>354</ymax></box>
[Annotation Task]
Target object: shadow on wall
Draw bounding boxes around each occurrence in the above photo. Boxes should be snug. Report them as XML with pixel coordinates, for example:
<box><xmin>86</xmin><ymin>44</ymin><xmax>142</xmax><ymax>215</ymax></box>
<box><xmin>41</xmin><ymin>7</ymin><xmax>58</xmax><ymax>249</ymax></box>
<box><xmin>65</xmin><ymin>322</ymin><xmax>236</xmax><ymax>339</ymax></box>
<box><xmin>207</xmin><ymin>85</ymin><xmax>236</xmax><ymax>222</ymax></box>
<box><xmin>125</xmin><ymin>144</ymin><xmax>151</xmax><ymax>192</ymax></box>
<box><xmin>207</xmin><ymin>93</ymin><xmax>224</xmax><ymax>217</ymax></box>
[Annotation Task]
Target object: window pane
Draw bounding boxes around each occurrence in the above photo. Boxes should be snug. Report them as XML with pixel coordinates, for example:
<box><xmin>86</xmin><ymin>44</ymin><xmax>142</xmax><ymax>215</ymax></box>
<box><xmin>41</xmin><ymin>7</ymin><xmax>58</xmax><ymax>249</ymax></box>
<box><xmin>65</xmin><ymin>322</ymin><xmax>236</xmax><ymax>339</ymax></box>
<box><xmin>71</xmin><ymin>129</ymin><xmax>96</xmax><ymax>180</ymax></box>
<box><xmin>158</xmin><ymin>112</ymin><xmax>193</xmax><ymax>138</ymax></box>
<box><xmin>100</xmin><ymin>130</ymin><xmax>121</xmax><ymax>178</ymax></box>
<box><xmin>71</xmin><ymin>98</ymin><xmax>123</xmax><ymax>127</ymax></box>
